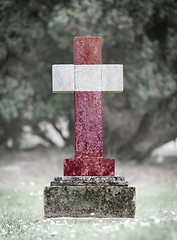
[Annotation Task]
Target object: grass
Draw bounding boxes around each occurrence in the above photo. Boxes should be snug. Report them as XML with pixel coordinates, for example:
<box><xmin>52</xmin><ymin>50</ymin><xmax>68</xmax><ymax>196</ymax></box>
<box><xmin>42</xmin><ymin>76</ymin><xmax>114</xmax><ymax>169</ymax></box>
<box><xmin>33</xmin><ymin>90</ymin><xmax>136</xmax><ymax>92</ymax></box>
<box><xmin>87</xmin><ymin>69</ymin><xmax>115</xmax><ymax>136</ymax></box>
<box><xmin>0</xmin><ymin>179</ymin><xmax>177</xmax><ymax>240</ymax></box>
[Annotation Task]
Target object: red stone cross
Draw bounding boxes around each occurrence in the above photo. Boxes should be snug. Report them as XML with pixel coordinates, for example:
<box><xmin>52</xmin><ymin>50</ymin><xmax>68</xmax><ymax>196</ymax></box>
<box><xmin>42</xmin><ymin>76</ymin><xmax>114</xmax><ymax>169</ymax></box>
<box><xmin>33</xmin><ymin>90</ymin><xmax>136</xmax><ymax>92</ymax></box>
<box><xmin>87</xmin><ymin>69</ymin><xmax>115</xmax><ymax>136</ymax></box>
<box><xmin>52</xmin><ymin>37</ymin><xmax>123</xmax><ymax>176</ymax></box>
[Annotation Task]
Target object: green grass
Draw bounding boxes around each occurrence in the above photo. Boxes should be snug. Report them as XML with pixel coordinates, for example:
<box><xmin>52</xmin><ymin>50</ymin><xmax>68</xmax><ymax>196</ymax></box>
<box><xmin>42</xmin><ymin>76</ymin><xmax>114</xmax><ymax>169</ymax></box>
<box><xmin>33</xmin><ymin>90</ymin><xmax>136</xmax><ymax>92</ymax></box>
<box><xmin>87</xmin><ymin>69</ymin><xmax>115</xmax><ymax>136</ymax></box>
<box><xmin>0</xmin><ymin>180</ymin><xmax>177</xmax><ymax>240</ymax></box>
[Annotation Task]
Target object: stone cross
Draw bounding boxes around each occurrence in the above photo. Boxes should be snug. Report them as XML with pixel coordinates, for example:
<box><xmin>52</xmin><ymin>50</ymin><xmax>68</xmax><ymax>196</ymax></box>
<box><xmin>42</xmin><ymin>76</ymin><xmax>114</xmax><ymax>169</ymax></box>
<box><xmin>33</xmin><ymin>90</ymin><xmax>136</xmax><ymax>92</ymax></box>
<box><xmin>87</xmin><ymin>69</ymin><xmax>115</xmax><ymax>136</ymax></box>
<box><xmin>52</xmin><ymin>37</ymin><xmax>123</xmax><ymax>176</ymax></box>
<box><xmin>44</xmin><ymin>37</ymin><xmax>135</xmax><ymax>219</ymax></box>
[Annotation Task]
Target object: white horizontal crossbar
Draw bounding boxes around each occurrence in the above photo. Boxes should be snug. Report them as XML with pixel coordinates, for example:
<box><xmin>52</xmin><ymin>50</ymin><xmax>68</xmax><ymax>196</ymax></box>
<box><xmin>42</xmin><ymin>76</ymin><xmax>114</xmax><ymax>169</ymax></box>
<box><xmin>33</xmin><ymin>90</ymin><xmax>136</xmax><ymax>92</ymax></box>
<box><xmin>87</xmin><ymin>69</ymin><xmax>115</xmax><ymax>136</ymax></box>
<box><xmin>52</xmin><ymin>64</ymin><xmax>123</xmax><ymax>92</ymax></box>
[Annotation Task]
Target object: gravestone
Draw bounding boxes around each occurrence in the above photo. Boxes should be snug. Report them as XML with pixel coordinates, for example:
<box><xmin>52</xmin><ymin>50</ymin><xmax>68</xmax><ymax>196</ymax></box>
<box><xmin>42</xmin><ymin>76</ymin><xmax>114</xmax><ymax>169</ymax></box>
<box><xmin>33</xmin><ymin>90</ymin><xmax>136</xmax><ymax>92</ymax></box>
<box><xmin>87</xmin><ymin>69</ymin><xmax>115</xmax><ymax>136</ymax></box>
<box><xmin>44</xmin><ymin>37</ymin><xmax>136</xmax><ymax>218</ymax></box>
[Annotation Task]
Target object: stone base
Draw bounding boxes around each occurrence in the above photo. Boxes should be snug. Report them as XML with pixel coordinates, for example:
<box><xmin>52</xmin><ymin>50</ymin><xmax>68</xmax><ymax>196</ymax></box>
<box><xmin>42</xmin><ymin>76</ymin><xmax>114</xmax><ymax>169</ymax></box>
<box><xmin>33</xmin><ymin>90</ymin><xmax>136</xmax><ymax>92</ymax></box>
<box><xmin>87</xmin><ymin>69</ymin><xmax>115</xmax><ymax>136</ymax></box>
<box><xmin>64</xmin><ymin>158</ymin><xmax>115</xmax><ymax>176</ymax></box>
<box><xmin>44</xmin><ymin>176</ymin><xmax>136</xmax><ymax>218</ymax></box>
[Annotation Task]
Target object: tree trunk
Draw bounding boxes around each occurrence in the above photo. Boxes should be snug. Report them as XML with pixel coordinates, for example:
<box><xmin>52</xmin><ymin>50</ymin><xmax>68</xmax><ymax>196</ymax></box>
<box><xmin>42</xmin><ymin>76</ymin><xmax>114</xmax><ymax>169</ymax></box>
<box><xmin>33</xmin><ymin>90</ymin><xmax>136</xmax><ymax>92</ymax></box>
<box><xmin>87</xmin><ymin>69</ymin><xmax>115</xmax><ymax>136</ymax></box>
<box><xmin>103</xmin><ymin>90</ymin><xmax>177</xmax><ymax>161</ymax></box>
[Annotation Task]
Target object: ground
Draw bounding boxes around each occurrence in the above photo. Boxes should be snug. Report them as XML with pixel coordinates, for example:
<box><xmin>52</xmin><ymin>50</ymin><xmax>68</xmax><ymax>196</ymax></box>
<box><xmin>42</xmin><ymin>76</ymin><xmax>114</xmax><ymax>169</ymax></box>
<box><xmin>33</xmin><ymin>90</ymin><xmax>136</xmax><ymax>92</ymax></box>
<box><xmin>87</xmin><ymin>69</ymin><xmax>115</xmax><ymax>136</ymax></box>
<box><xmin>0</xmin><ymin>147</ymin><xmax>177</xmax><ymax>240</ymax></box>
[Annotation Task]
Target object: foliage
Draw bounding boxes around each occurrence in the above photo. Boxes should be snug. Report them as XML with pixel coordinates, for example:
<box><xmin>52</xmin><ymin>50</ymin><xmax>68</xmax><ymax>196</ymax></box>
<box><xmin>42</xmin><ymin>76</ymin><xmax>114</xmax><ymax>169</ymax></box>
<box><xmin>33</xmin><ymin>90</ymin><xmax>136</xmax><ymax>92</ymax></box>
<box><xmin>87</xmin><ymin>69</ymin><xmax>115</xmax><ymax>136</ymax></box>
<box><xmin>0</xmin><ymin>0</ymin><xmax>176</xmax><ymax>159</ymax></box>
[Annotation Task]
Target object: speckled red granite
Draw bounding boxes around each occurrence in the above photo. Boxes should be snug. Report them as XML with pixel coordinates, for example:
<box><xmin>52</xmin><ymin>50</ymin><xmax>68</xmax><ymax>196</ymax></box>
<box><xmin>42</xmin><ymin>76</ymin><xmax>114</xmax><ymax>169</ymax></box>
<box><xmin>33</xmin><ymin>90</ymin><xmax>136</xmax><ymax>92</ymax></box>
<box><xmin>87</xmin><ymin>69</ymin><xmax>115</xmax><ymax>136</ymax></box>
<box><xmin>74</xmin><ymin>37</ymin><xmax>103</xmax><ymax>159</ymax></box>
<box><xmin>64</xmin><ymin>37</ymin><xmax>115</xmax><ymax>176</ymax></box>
<box><xmin>74</xmin><ymin>37</ymin><xmax>102</xmax><ymax>65</ymax></box>
<box><xmin>64</xmin><ymin>158</ymin><xmax>115</xmax><ymax>176</ymax></box>
<box><xmin>74</xmin><ymin>91</ymin><xmax>103</xmax><ymax>158</ymax></box>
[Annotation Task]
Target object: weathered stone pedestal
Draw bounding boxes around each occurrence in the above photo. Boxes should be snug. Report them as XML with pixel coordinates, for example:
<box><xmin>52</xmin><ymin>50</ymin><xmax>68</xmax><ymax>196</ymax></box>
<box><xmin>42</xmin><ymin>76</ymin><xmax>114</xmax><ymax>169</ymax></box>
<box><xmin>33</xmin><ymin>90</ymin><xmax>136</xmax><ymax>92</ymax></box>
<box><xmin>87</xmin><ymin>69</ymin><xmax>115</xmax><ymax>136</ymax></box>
<box><xmin>44</xmin><ymin>176</ymin><xmax>136</xmax><ymax>218</ymax></box>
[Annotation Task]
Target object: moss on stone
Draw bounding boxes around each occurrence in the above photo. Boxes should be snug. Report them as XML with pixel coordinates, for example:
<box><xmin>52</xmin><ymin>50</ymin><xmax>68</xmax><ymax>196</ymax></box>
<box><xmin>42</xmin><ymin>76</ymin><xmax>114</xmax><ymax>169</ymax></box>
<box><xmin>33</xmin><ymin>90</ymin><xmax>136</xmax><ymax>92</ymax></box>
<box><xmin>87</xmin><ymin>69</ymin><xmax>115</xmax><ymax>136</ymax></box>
<box><xmin>44</xmin><ymin>177</ymin><xmax>136</xmax><ymax>218</ymax></box>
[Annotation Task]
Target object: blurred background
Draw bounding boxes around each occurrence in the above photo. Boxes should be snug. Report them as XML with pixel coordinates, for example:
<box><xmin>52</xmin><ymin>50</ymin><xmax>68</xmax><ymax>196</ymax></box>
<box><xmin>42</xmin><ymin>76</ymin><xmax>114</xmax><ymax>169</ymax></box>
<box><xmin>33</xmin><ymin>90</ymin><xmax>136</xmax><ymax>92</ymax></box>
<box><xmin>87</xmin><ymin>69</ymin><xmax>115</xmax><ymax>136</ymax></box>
<box><xmin>1</xmin><ymin>2</ymin><xmax>177</xmax><ymax>238</ymax></box>
<box><xmin>0</xmin><ymin>0</ymin><xmax>177</xmax><ymax>168</ymax></box>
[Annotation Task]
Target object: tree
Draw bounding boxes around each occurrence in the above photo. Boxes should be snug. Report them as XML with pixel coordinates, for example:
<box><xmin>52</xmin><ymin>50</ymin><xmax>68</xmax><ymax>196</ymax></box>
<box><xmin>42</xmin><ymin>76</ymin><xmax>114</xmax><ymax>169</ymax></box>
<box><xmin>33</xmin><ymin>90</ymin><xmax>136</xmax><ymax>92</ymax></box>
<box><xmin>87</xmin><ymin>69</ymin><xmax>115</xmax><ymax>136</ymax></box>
<box><xmin>0</xmin><ymin>0</ymin><xmax>176</xmax><ymax>161</ymax></box>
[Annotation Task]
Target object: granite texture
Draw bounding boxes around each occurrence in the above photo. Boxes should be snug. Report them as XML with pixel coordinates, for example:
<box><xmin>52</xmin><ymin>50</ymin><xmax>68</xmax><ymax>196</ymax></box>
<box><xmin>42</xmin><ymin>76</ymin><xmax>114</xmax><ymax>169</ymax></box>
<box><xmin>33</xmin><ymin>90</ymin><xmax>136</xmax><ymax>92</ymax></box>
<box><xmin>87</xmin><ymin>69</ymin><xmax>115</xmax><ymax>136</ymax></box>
<box><xmin>74</xmin><ymin>92</ymin><xmax>103</xmax><ymax>160</ymax></box>
<box><xmin>74</xmin><ymin>37</ymin><xmax>101</xmax><ymax>65</ymax></box>
<box><xmin>73</xmin><ymin>37</ymin><xmax>104</xmax><ymax>171</ymax></box>
<box><xmin>44</xmin><ymin>176</ymin><xmax>136</xmax><ymax>218</ymax></box>
<box><xmin>64</xmin><ymin>158</ymin><xmax>115</xmax><ymax>176</ymax></box>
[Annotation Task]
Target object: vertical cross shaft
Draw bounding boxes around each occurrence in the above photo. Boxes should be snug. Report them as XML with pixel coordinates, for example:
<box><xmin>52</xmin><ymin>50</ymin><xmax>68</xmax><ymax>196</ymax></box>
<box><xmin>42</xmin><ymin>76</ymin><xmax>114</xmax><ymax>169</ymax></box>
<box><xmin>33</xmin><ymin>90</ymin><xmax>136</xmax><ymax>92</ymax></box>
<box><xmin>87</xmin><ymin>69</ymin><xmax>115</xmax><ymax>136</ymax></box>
<box><xmin>64</xmin><ymin>37</ymin><xmax>115</xmax><ymax>176</ymax></box>
<box><xmin>74</xmin><ymin>37</ymin><xmax>103</xmax><ymax>159</ymax></box>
